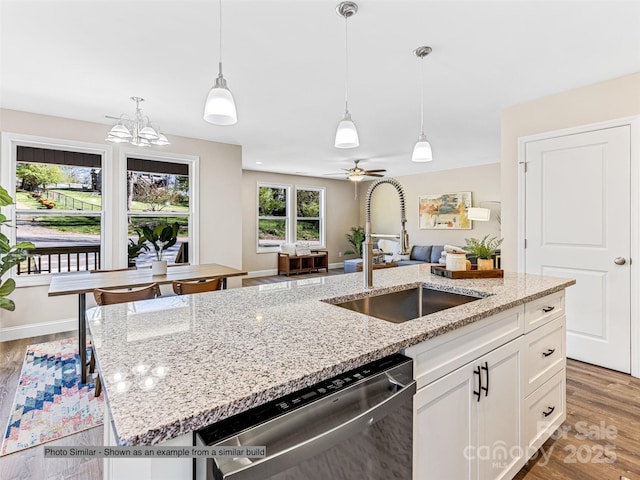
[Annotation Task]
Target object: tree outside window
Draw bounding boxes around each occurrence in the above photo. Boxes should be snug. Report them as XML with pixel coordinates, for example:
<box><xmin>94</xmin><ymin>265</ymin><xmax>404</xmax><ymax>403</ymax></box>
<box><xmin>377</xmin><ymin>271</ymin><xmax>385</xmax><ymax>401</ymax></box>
<box><xmin>258</xmin><ymin>184</ymin><xmax>289</xmax><ymax>250</ymax></box>
<box><xmin>296</xmin><ymin>187</ymin><xmax>324</xmax><ymax>245</ymax></box>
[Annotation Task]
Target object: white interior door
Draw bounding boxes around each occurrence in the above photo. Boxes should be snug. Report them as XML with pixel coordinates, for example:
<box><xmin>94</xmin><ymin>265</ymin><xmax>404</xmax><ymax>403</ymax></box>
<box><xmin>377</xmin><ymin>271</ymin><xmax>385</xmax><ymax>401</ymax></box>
<box><xmin>524</xmin><ymin>126</ymin><xmax>631</xmax><ymax>373</ymax></box>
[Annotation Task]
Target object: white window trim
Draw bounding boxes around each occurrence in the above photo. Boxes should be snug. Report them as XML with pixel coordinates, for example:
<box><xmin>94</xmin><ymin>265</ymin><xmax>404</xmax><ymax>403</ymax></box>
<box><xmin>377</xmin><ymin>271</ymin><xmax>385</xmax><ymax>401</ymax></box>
<box><xmin>256</xmin><ymin>182</ymin><xmax>291</xmax><ymax>253</ymax></box>
<box><xmin>0</xmin><ymin>132</ymin><xmax>113</xmax><ymax>287</ymax></box>
<box><xmin>119</xmin><ymin>148</ymin><xmax>199</xmax><ymax>266</ymax></box>
<box><xmin>294</xmin><ymin>185</ymin><xmax>326</xmax><ymax>248</ymax></box>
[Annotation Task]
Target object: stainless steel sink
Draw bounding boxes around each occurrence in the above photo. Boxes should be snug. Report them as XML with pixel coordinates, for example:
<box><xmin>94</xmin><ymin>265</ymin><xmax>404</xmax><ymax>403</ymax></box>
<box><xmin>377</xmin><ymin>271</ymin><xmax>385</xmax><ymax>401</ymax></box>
<box><xmin>330</xmin><ymin>286</ymin><xmax>484</xmax><ymax>324</ymax></box>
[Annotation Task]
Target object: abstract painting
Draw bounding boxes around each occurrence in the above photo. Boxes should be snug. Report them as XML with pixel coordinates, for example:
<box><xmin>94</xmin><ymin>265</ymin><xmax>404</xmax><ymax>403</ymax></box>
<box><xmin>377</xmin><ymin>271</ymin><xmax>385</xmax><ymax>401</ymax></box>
<box><xmin>419</xmin><ymin>192</ymin><xmax>472</xmax><ymax>229</ymax></box>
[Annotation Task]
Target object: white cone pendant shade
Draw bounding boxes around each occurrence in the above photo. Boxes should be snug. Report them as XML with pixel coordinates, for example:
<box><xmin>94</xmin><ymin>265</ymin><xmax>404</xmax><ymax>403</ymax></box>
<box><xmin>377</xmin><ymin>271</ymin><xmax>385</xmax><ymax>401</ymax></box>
<box><xmin>335</xmin><ymin>112</ymin><xmax>359</xmax><ymax>148</ymax></box>
<box><xmin>203</xmin><ymin>70</ymin><xmax>237</xmax><ymax>125</ymax></box>
<box><xmin>108</xmin><ymin>123</ymin><xmax>132</xmax><ymax>139</ymax></box>
<box><xmin>412</xmin><ymin>133</ymin><xmax>433</xmax><ymax>162</ymax></box>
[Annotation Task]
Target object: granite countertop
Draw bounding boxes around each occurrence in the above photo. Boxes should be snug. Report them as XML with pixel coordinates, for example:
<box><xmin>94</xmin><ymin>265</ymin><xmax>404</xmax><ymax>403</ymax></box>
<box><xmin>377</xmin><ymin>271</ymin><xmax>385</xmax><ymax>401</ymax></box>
<box><xmin>86</xmin><ymin>265</ymin><xmax>575</xmax><ymax>446</ymax></box>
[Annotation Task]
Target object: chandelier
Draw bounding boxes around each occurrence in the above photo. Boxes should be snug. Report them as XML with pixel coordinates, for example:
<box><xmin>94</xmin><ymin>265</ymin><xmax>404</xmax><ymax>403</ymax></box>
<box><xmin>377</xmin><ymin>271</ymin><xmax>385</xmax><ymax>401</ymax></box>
<box><xmin>106</xmin><ymin>97</ymin><xmax>170</xmax><ymax>147</ymax></box>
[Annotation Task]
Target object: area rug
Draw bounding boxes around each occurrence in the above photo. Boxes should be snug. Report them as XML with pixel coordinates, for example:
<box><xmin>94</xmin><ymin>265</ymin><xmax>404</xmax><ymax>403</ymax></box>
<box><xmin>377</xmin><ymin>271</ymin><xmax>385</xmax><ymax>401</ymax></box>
<box><xmin>0</xmin><ymin>338</ymin><xmax>104</xmax><ymax>456</ymax></box>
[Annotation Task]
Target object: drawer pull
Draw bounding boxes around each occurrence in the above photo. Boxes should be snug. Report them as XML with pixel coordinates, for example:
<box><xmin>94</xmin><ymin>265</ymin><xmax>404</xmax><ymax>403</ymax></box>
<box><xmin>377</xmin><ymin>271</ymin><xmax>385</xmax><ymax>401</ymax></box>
<box><xmin>542</xmin><ymin>348</ymin><xmax>556</xmax><ymax>358</ymax></box>
<box><xmin>542</xmin><ymin>406</ymin><xmax>556</xmax><ymax>417</ymax></box>
<box><xmin>481</xmin><ymin>362</ymin><xmax>489</xmax><ymax>397</ymax></box>
<box><xmin>542</xmin><ymin>306</ymin><xmax>555</xmax><ymax>313</ymax></box>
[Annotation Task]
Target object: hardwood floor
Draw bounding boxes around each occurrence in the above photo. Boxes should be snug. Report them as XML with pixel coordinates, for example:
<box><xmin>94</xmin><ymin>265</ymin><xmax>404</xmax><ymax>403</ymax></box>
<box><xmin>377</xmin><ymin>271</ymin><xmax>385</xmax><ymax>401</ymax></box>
<box><xmin>514</xmin><ymin>359</ymin><xmax>640</xmax><ymax>480</ymax></box>
<box><xmin>242</xmin><ymin>267</ymin><xmax>345</xmax><ymax>287</ymax></box>
<box><xmin>0</xmin><ymin>332</ymin><xmax>103</xmax><ymax>480</ymax></box>
<box><xmin>1</xmin><ymin>304</ymin><xmax>639</xmax><ymax>479</ymax></box>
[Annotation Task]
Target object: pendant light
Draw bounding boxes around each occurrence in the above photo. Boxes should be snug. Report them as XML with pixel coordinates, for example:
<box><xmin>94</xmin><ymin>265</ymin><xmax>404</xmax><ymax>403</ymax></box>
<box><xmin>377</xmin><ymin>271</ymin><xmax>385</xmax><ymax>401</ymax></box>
<box><xmin>106</xmin><ymin>97</ymin><xmax>170</xmax><ymax>147</ymax></box>
<box><xmin>203</xmin><ymin>0</ymin><xmax>237</xmax><ymax>125</ymax></box>
<box><xmin>412</xmin><ymin>46</ymin><xmax>433</xmax><ymax>162</ymax></box>
<box><xmin>334</xmin><ymin>2</ymin><xmax>359</xmax><ymax>149</ymax></box>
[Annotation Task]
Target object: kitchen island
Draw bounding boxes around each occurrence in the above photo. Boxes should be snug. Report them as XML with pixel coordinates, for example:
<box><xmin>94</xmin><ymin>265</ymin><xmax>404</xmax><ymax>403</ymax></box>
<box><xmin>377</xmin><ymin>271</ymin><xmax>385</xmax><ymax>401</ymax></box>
<box><xmin>88</xmin><ymin>265</ymin><xmax>574</xmax><ymax>479</ymax></box>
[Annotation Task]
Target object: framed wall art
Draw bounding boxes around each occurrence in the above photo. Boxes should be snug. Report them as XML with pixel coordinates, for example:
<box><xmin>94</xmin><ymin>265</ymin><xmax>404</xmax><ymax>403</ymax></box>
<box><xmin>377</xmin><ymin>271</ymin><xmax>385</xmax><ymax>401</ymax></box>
<box><xmin>419</xmin><ymin>192</ymin><xmax>472</xmax><ymax>229</ymax></box>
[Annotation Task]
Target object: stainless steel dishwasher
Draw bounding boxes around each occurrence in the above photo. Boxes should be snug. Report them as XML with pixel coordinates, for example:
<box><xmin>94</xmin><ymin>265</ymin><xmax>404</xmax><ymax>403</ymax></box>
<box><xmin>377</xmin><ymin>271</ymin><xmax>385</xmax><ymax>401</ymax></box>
<box><xmin>196</xmin><ymin>353</ymin><xmax>415</xmax><ymax>480</ymax></box>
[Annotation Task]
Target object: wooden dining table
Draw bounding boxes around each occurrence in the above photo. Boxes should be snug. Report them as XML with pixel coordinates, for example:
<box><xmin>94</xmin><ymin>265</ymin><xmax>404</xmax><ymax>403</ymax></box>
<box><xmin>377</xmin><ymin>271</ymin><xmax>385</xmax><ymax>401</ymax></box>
<box><xmin>48</xmin><ymin>263</ymin><xmax>247</xmax><ymax>383</ymax></box>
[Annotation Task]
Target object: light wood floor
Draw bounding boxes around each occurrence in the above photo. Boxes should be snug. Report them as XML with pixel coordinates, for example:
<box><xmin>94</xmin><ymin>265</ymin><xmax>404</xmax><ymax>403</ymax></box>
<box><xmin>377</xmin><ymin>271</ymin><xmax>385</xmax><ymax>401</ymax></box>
<box><xmin>1</xmin><ymin>283</ymin><xmax>639</xmax><ymax>479</ymax></box>
<box><xmin>242</xmin><ymin>267</ymin><xmax>345</xmax><ymax>287</ymax></box>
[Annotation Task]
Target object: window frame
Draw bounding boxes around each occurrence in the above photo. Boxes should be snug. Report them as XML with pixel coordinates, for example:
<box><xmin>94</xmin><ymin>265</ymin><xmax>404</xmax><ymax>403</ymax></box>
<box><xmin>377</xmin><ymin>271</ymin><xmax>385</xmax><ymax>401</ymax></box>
<box><xmin>294</xmin><ymin>185</ymin><xmax>326</xmax><ymax>248</ymax></box>
<box><xmin>256</xmin><ymin>182</ymin><xmax>291</xmax><ymax>253</ymax></box>
<box><xmin>1</xmin><ymin>132</ymin><xmax>113</xmax><ymax>287</ymax></box>
<box><xmin>119</xmin><ymin>148</ymin><xmax>199</xmax><ymax>267</ymax></box>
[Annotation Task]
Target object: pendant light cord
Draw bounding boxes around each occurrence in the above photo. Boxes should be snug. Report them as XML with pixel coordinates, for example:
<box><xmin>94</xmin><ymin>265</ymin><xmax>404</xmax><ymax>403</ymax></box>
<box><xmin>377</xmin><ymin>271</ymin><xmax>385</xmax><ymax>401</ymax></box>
<box><xmin>218</xmin><ymin>0</ymin><xmax>223</xmax><ymax>75</ymax></box>
<box><xmin>344</xmin><ymin>15</ymin><xmax>349</xmax><ymax>113</ymax></box>
<box><xmin>420</xmin><ymin>57</ymin><xmax>424</xmax><ymax>135</ymax></box>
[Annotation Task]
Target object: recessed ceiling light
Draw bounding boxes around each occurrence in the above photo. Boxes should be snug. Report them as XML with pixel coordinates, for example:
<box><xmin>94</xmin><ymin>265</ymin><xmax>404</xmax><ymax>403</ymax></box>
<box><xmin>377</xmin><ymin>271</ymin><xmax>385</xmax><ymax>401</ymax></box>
<box><xmin>255</xmin><ymin>161</ymin><xmax>263</xmax><ymax>165</ymax></box>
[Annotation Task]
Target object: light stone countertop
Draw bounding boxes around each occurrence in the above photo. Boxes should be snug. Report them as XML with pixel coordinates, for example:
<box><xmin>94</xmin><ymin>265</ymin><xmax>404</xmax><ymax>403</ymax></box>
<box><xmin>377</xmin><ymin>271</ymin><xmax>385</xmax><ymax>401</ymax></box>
<box><xmin>86</xmin><ymin>265</ymin><xmax>575</xmax><ymax>446</ymax></box>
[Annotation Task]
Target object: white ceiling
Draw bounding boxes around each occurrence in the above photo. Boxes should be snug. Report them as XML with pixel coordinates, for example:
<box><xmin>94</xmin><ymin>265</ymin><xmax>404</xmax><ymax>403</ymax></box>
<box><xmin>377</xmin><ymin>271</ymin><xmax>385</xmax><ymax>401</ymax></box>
<box><xmin>2</xmin><ymin>0</ymin><xmax>639</xmax><ymax>179</ymax></box>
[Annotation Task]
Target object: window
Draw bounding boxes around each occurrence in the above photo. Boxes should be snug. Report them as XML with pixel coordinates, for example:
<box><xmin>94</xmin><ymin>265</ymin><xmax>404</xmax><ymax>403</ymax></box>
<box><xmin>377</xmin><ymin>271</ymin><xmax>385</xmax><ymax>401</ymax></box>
<box><xmin>4</xmin><ymin>142</ymin><xmax>110</xmax><ymax>282</ymax></box>
<box><xmin>257</xmin><ymin>183</ymin><xmax>290</xmax><ymax>252</ymax></box>
<box><xmin>295</xmin><ymin>187</ymin><xmax>325</xmax><ymax>247</ymax></box>
<box><xmin>256</xmin><ymin>183</ymin><xmax>325</xmax><ymax>252</ymax></box>
<box><xmin>125</xmin><ymin>155</ymin><xmax>195</xmax><ymax>267</ymax></box>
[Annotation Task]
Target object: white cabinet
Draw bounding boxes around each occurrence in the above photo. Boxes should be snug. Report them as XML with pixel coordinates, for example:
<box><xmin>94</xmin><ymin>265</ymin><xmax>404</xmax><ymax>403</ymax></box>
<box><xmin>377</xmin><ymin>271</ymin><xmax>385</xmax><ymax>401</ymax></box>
<box><xmin>413</xmin><ymin>339</ymin><xmax>522</xmax><ymax>480</ymax></box>
<box><xmin>408</xmin><ymin>290</ymin><xmax>567</xmax><ymax>480</ymax></box>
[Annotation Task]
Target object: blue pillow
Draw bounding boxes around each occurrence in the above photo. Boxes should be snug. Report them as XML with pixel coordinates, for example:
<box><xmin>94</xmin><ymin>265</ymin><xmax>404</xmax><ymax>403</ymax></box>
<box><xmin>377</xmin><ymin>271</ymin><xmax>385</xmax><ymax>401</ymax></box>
<box><xmin>410</xmin><ymin>245</ymin><xmax>432</xmax><ymax>262</ymax></box>
<box><xmin>430</xmin><ymin>245</ymin><xmax>445</xmax><ymax>263</ymax></box>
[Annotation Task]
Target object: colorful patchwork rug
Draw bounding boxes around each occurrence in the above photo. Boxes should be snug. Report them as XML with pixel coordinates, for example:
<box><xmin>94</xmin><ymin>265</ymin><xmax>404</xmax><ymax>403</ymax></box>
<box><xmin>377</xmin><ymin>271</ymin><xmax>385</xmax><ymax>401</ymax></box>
<box><xmin>0</xmin><ymin>338</ymin><xmax>104</xmax><ymax>456</ymax></box>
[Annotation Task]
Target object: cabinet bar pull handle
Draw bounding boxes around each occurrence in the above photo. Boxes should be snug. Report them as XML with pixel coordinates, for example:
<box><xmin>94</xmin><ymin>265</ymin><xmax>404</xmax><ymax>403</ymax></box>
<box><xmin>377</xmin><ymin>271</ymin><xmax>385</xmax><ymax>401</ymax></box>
<box><xmin>473</xmin><ymin>366</ymin><xmax>482</xmax><ymax>402</ymax></box>
<box><xmin>542</xmin><ymin>306</ymin><xmax>555</xmax><ymax>313</ymax></box>
<box><xmin>542</xmin><ymin>406</ymin><xmax>555</xmax><ymax>417</ymax></box>
<box><xmin>481</xmin><ymin>362</ymin><xmax>489</xmax><ymax>397</ymax></box>
<box><xmin>542</xmin><ymin>348</ymin><xmax>556</xmax><ymax>357</ymax></box>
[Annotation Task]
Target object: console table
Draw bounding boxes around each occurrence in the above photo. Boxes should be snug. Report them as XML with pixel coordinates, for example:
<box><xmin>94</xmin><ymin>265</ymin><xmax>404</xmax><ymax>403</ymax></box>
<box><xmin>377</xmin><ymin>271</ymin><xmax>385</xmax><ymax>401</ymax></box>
<box><xmin>278</xmin><ymin>250</ymin><xmax>328</xmax><ymax>276</ymax></box>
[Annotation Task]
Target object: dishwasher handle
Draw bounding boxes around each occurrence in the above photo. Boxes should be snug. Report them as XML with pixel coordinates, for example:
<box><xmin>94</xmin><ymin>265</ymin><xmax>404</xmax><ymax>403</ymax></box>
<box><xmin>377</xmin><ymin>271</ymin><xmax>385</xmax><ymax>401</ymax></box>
<box><xmin>220</xmin><ymin>378</ymin><xmax>417</xmax><ymax>480</ymax></box>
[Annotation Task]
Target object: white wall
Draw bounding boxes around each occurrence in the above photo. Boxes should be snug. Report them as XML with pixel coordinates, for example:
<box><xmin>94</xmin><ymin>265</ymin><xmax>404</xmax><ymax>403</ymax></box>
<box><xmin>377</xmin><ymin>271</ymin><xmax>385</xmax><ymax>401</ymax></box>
<box><xmin>362</xmin><ymin>163</ymin><xmax>501</xmax><ymax>250</ymax></box>
<box><xmin>500</xmin><ymin>72</ymin><xmax>640</xmax><ymax>271</ymax></box>
<box><xmin>0</xmin><ymin>108</ymin><xmax>242</xmax><ymax>340</ymax></box>
<box><xmin>242</xmin><ymin>170</ymin><xmax>360</xmax><ymax>273</ymax></box>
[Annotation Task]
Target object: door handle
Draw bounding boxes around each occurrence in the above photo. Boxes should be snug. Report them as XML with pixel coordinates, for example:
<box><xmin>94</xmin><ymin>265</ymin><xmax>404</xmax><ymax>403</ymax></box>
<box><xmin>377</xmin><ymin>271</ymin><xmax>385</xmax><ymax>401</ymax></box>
<box><xmin>614</xmin><ymin>257</ymin><xmax>626</xmax><ymax>265</ymax></box>
<box><xmin>473</xmin><ymin>365</ymin><xmax>482</xmax><ymax>402</ymax></box>
<box><xmin>481</xmin><ymin>362</ymin><xmax>489</xmax><ymax>397</ymax></box>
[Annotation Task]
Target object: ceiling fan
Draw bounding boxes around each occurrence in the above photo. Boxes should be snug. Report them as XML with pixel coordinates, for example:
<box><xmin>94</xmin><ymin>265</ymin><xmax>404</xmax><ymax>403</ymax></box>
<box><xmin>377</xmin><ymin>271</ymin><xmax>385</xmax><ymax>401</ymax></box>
<box><xmin>325</xmin><ymin>160</ymin><xmax>387</xmax><ymax>182</ymax></box>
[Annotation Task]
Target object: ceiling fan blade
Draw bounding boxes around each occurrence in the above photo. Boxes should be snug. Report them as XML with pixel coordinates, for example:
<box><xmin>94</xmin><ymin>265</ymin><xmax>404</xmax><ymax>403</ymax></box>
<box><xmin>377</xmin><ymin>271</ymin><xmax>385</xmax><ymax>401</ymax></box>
<box><xmin>363</xmin><ymin>169</ymin><xmax>387</xmax><ymax>174</ymax></box>
<box><xmin>323</xmin><ymin>172</ymin><xmax>347</xmax><ymax>176</ymax></box>
<box><xmin>365</xmin><ymin>173</ymin><xmax>385</xmax><ymax>177</ymax></box>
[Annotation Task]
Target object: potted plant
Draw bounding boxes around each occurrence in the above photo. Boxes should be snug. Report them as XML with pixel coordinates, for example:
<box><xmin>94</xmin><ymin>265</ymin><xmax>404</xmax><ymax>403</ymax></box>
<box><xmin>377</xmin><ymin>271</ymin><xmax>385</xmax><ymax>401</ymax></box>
<box><xmin>127</xmin><ymin>228</ymin><xmax>150</xmax><ymax>267</ymax></box>
<box><xmin>344</xmin><ymin>226</ymin><xmax>365</xmax><ymax>258</ymax></box>
<box><xmin>0</xmin><ymin>186</ymin><xmax>35</xmax><ymax>310</ymax></box>
<box><xmin>140</xmin><ymin>222</ymin><xmax>180</xmax><ymax>275</ymax></box>
<box><xmin>463</xmin><ymin>234</ymin><xmax>503</xmax><ymax>270</ymax></box>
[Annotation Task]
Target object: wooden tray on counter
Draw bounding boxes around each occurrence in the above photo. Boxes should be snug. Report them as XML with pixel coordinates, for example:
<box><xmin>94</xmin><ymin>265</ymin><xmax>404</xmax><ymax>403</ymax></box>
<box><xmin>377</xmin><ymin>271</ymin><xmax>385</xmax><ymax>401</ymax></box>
<box><xmin>430</xmin><ymin>265</ymin><xmax>504</xmax><ymax>279</ymax></box>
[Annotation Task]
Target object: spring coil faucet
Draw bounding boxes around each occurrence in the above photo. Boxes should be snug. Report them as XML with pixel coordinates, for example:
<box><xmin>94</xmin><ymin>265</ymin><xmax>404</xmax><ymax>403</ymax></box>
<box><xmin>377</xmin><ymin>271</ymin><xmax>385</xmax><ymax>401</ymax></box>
<box><xmin>363</xmin><ymin>178</ymin><xmax>410</xmax><ymax>288</ymax></box>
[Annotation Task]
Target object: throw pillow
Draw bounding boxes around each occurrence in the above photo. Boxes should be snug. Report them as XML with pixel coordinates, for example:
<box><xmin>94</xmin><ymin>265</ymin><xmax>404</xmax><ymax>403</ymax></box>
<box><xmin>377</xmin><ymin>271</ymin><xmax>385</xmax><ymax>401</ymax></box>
<box><xmin>431</xmin><ymin>245</ymin><xmax>445</xmax><ymax>263</ymax></box>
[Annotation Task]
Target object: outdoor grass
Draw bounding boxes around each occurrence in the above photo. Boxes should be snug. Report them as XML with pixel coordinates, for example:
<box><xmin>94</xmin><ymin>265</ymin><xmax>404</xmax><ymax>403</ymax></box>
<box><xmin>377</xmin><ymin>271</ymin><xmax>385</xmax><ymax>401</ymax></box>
<box><xmin>15</xmin><ymin>191</ymin><xmax>45</xmax><ymax>210</ymax></box>
<box><xmin>29</xmin><ymin>216</ymin><xmax>102</xmax><ymax>235</ymax></box>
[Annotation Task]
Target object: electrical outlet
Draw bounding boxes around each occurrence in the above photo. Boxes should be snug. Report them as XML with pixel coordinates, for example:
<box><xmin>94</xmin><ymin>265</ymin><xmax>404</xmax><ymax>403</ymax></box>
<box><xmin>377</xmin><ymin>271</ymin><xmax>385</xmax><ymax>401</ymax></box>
<box><xmin>338</xmin><ymin>251</ymin><xmax>343</xmax><ymax>257</ymax></box>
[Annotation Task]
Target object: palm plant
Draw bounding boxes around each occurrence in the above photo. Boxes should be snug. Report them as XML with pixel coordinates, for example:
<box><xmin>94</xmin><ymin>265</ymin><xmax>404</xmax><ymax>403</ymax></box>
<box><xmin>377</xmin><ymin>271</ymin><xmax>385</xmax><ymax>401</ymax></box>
<box><xmin>345</xmin><ymin>226</ymin><xmax>365</xmax><ymax>258</ymax></box>
<box><xmin>463</xmin><ymin>235</ymin><xmax>503</xmax><ymax>259</ymax></box>
<box><xmin>0</xmin><ymin>186</ymin><xmax>35</xmax><ymax>311</ymax></box>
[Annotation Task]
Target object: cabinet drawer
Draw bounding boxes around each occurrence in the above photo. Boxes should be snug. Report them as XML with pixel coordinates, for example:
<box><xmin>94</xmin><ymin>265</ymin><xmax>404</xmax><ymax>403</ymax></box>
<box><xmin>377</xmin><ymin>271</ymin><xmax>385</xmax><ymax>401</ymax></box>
<box><xmin>524</xmin><ymin>291</ymin><xmax>565</xmax><ymax>333</ymax></box>
<box><xmin>524</xmin><ymin>369</ymin><xmax>566</xmax><ymax>452</ymax></box>
<box><xmin>523</xmin><ymin>315</ymin><xmax>565</xmax><ymax>396</ymax></box>
<box><xmin>405</xmin><ymin>305</ymin><xmax>523</xmax><ymax>389</ymax></box>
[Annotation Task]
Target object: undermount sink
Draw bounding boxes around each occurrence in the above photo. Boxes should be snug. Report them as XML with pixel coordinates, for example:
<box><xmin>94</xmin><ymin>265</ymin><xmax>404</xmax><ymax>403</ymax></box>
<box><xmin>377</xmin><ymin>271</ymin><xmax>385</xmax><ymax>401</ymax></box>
<box><xmin>330</xmin><ymin>286</ymin><xmax>484</xmax><ymax>324</ymax></box>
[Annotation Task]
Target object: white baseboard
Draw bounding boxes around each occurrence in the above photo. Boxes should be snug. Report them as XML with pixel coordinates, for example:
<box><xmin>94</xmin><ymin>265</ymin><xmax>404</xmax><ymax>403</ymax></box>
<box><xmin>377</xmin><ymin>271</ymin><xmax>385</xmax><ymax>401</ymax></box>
<box><xmin>0</xmin><ymin>318</ymin><xmax>76</xmax><ymax>342</ymax></box>
<box><xmin>328</xmin><ymin>262</ymin><xmax>343</xmax><ymax>270</ymax></box>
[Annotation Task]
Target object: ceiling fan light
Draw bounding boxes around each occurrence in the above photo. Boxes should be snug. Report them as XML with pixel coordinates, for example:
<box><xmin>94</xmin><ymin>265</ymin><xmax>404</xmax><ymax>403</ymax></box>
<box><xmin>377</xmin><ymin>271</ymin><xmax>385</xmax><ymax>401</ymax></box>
<box><xmin>348</xmin><ymin>174</ymin><xmax>364</xmax><ymax>182</ymax></box>
<box><xmin>335</xmin><ymin>112</ymin><xmax>360</xmax><ymax>148</ymax></box>
<box><xmin>138</xmin><ymin>125</ymin><xmax>159</xmax><ymax>140</ymax></box>
<box><xmin>412</xmin><ymin>134</ymin><xmax>433</xmax><ymax>162</ymax></box>
<box><xmin>108</xmin><ymin>123</ymin><xmax>132</xmax><ymax>139</ymax></box>
<box><xmin>203</xmin><ymin>85</ymin><xmax>237</xmax><ymax>125</ymax></box>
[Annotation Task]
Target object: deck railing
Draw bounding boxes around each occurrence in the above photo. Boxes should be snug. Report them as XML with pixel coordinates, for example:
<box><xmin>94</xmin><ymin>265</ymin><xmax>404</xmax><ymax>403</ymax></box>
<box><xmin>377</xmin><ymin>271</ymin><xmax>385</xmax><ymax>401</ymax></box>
<box><xmin>17</xmin><ymin>245</ymin><xmax>101</xmax><ymax>275</ymax></box>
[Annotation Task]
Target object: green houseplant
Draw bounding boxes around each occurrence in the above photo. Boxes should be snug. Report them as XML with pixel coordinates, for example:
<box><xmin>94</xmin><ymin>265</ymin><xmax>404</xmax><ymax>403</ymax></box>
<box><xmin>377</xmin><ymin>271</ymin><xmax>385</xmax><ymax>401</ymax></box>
<box><xmin>127</xmin><ymin>228</ymin><xmax>150</xmax><ymax>267</ymax></box>
<box><xmin>140</xmin><ymin>222</ymin><xmax>180</xmax><ymax>275</ymax></box>
<box><xmin>463</xmin><ymin>234</ymin><xmax>503</xmax><ymax>270</ymax></box>
<box><xmin>345</xmin><ymin>226</ymin><xmax>365</xmax><ymax>258</ymax></box>
<box><xmin>0</xmin><ymin>186</ymin><xmax>35</xmax><ymax>310</ymax></box>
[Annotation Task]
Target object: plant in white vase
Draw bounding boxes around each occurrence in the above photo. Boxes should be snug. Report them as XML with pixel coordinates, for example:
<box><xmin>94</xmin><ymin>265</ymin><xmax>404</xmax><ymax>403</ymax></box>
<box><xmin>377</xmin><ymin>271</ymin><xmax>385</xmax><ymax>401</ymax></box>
<box><xmin>140</xmin><ymin>222</ymin><xmax>180</xmax><ymax>275</ymax></box>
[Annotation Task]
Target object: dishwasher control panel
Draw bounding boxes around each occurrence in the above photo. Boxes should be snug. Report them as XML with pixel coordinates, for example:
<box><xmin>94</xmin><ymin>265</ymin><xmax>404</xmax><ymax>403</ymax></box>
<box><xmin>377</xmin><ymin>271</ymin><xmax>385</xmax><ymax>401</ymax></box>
<box><xmin>197</xmin><ymin>353</ymin><xmax>412</xmax><ymax>446</ymax></box>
